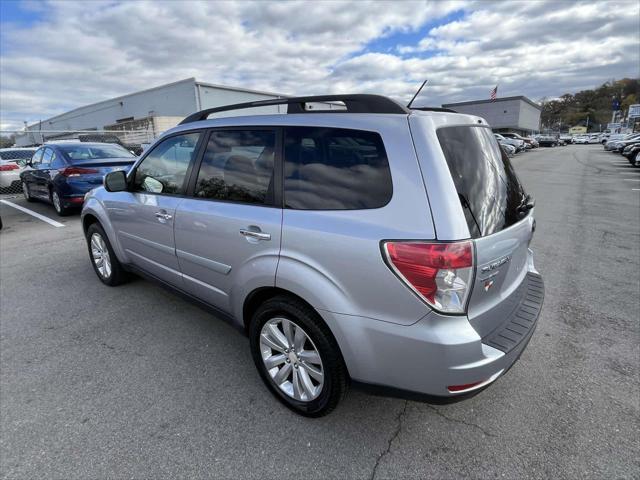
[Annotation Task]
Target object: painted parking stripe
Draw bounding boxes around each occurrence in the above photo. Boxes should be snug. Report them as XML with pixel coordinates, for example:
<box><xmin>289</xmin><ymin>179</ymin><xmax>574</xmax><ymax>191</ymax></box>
<box><xmin>622</xmin><ymin>178</ymin><xmax>640</xmax><ymax>181</ymax></box>
<box><xmin>0</xmin><ymin>199</ymin><xmax>66</xmax><ymax>228</ymax></box>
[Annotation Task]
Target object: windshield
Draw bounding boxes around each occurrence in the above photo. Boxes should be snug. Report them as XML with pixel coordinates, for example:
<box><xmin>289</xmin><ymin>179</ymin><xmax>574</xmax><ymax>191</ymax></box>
<box><xmin>437</xmin><ymin>125</ymin><xmax>527</xmax><ymax>238</ymax></box>
<box><xmin>59</xmin><ymin>144</ymin><xmax>135</xmax><ymax>160</ymax></box>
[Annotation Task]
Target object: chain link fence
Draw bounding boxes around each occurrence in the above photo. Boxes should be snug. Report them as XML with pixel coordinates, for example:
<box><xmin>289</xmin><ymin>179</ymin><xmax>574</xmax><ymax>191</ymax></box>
<box><xmin>0</xmin><ymin>129</ymin><xmax>156</xmax><ymax>194</ymax></box>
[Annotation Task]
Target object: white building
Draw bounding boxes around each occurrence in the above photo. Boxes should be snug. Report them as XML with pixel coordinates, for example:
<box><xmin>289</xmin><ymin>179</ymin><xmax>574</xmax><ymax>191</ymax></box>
<box><xmin>16</xmin><ymin>78</ymin><xmax>288</xmax><ymax>146</ymax></box>
<box><xmin>442</xmin><ymin>96</ymin><xmax>542</xmax><ymax>135</ymax></box>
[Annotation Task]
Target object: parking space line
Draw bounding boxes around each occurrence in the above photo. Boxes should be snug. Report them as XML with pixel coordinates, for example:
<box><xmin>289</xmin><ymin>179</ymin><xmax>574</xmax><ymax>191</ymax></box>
<box><xmin>0</xmin><ymin>200</ymin><xmax>66</xmax><ymax>228</ymax></box>
<box><xmin>623</xmin><ymin>179</ymin><xmax>640</xmax><ymax>181</ymax></box>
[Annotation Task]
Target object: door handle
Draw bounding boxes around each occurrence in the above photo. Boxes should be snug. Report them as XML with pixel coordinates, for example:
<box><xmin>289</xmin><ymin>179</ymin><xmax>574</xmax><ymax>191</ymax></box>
<box><xmin>155</xmin><ymin>211</ymin><xmax>173</xmax><ymax>221</ymax></box>
<box><xmin>240</xmin><ymin>229</ymin><xmax>271</xmax><ymax>241</ymax></box>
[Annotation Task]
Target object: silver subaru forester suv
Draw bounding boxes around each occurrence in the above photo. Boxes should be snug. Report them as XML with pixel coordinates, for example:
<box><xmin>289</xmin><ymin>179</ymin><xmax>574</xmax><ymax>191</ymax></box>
<box><xmin>82</xmin><ymin>95</ymin><xmax>544</xmax><ymax>416</ymax></box>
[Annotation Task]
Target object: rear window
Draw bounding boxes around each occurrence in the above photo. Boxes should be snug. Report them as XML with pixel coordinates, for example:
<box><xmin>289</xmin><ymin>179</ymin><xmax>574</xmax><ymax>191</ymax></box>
<box><xmin>59</xmin><ymin>144</ymin><xmax>135</xmax><ymax>160</ymax></box>
<box><xmin>437</xmin><ymin>126</ymin><xmax>526</xmax><ymax>238</ymax></box>
<box><xmin>284</xmin><ymin>127</ymin><xmax>392</xmax><ymax>210</ymax></box>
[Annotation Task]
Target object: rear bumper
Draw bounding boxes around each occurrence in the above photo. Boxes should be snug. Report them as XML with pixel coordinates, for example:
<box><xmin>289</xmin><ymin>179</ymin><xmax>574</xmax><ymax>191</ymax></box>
<box><xmin>320</xmin><ymin>257</ymin><xmax>544</xmax><ymax>398</ymax></box>
<box><xmin>0</xmin><ymin>172</ymin><xmax>21</xmax><ymax>188</ymax></box>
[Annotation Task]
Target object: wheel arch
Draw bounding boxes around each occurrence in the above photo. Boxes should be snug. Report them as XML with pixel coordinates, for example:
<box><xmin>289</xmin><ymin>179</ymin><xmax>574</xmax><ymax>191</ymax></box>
<box><xmin>82</xmin><ymin>213</ymin><xmax>100</xmax><ymax>234</ymax></box>
<box><xmin>242</xmin><ymin>286</ymin><xmax>351</xmax><ymax>378</ymax></box>
<box><xmin>243</xmin><ymin>287</ymin><xmax>312</xmax><ymax>333</ymax></box>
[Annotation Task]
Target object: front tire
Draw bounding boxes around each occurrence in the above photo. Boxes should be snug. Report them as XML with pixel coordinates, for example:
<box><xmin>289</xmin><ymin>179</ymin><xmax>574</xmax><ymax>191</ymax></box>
<box><xmin>85</xmin><ymin>223</ymin><xmax>128</xmax><ymax>286</ymax></box>
<box><xmin>249</xmin><ymin>296</ymin><xmax>348</xmax><ymax>417</ymax></box>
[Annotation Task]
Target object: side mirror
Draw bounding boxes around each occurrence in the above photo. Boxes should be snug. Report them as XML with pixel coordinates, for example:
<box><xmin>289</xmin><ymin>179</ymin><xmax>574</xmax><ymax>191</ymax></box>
<box><xmin>104</xmin><ymin>170</ymin><xmax>127</xmax><ymax>192</ymax></box>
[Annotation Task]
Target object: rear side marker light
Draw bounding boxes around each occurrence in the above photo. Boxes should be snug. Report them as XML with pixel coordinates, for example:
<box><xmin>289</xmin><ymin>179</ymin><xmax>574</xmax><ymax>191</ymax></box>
<box><xmin>382</xmin><ymin>240</ymin><xmax>474</xmax><ymax>314</ymax></box>
<box><xmin>447</xmin><ymin>381</ymin><xmax>483</xmax><ymax>393</ymax></box>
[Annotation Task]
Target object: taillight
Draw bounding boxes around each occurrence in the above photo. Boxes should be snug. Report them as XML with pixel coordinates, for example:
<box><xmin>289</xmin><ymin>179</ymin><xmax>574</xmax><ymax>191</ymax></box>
<box><xmin>60</xmin><ymin>167</ymin><xmax>99</xmax><ymax>177</ymax></box>
<box><xmin>382</xmin><ymin>240</ymin><xmax>474</xmax><ymax>314</ymax></box>
<box><xmin>0</xmin><ymin>163</ymin><xmax>19</xmax><ymax>171</ymax></box>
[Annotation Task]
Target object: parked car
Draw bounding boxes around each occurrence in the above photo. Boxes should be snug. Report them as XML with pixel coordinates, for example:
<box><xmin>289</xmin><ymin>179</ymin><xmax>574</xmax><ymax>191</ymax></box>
<box><xmin>501</xmin><ymin>133</ymin><xmax>537</xmax><ymax>148</ymax></box>
<box><xmin>20</xmin><ymin>142</ymin><xmax>136</xmax><ymax>215</ymax></box>
<box><xmin>559</xmin><ymin>134</ymin><xmax>573</xmax><ymax>144</ymax></box>
<box><xmin>537</xmin><ymin>135</ymin><xmax>558</xmax><ymax>147</ymax></box>
<box><xmin>573</xmin><ymin>135</ymin><xmax>589</xmax><ymax>144</ymax></box>
<box><xmin>0</xmin><ymin>148</ymin><xmax>37</xmax><ymax>192</ymax></box>
<box><xmin>81</xmin><ymin>95</ymin><xmax>544</xmax><ymax>417</ymax></box>
<box><xmin>622</xmin><ymin>143</ymin><xmax>640</xmax><ymax>166</ymax></box>
<box><xmin>500</xmin><ymin>143</ymin><xmax>517</xmax><ymax>156</ymax></box>
<box><xmin>608</xmin><ymin>134</ymin><xmax>640</xmax><ymax>153</ymax></box>
<box><xmin>604</xmin><ymin>133</ymin><xmax>629</xmax><ymax>150</ymax></box>
<box><xmin>494</xmin><ymin>133</ymin><xmax>525</xmax><ymax>152</ymax></box>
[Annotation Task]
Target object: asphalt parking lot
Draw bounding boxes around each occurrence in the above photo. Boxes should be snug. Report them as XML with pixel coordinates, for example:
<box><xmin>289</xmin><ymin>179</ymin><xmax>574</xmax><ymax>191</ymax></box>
<box><xmin>1</xmin><ymin>145</ymin><xmax>638</xmax><ymax>479</ymax></box>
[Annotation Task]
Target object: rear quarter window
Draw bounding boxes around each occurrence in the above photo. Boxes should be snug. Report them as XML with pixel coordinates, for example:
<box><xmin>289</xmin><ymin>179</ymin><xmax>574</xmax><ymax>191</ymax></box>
<box><xmin>283</xmin><ymin>127</ymin><xmax>392</xmax><ymax>210</ymax></box>
<box><xmin>437</xmin><ymin>125</ymin><xmax>526</xmax><ymax>238</ymax></box>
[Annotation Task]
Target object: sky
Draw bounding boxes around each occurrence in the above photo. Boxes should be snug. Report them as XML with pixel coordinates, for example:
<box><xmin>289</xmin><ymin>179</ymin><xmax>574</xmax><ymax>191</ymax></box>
<box><xmin>0</xmin><ymin>0</ymin><xmax>638</xmax><ymax>131</ymax></box>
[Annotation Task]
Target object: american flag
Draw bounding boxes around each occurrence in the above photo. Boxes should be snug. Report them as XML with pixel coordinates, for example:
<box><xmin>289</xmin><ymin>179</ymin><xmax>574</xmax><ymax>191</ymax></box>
<box><xmin>490</xmin><ymin>85</ymin><xmax>498</xmax><ymax>101</ymax></box>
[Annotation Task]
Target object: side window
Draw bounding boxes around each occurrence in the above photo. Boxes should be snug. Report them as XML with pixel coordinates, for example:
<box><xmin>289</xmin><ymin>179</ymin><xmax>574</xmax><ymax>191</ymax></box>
<box><xmin>41</xmin><ymin>148</ymin><xmax>53</xmax><ymax>167</ymax></box>
<box><xmin>31</xmin><ymin>149</ymin><xmax>44</xmax><ymax>165</ymax></box>
<box><xmin>194</xmin><ymin>130</ymin><xmax>275</xmax><ymax>205</ymax></box>
<box><xmin>133</xmin><ymin>132</ymin><xmax>201</xmax><ymax>195</ymax></box>
<box><xmin>283</xmin><ymin>127</ymin><xmax>392</xmax><ymax>210</ymax></box>
<box><xmin>50</xmin><ymin>151</ymin><xmax>65</xmax><ymax>169</ymax></box>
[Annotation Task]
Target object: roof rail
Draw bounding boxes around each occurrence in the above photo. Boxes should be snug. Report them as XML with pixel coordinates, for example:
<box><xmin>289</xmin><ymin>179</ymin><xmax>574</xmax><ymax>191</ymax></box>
<box><xmin>409</xmin><ymin>106</ymin><xmax>457</xmax><ymax>113</ymax></box>
<box><xmin>179</xmin><ymin>94</ymin><xmax>410</xmax><ymax>125</ymax></box>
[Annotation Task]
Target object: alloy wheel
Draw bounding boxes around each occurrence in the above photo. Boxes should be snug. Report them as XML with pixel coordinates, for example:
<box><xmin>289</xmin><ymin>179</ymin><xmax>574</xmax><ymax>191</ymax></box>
<box><xmin>52</xmin><ymin>191</ymin><xmax>62</xmax><ymax>213</ymax></box>
<box><xmin>90</xmin><ymin>233</ymin><xmax>112</xmax><ymax>279</ymax></box>
<box><xmin>259</xmin><ymin>317</ymin><xmax>324</xmax><ymax>402</ymax></box>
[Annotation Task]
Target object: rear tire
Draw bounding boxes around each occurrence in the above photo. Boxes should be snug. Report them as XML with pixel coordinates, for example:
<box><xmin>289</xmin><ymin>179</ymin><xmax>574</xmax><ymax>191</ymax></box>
<box><xmin>85</xmin><ymin>223</ymin><xmax>128</xmax><ymax>286</ymax></box>
<box><xmin>51</xmin><ymin>189</ymin><xmax>69</xmax><ymax>216</ymax></box>
<box><xmin>249</xmin><ymin>295</ymin><xmax>348</xmax><ymax>417</ymax></box>
<box><xmin>22</xmin><ymin>182</ymin><xmax>34</xmax><ymax>202</ymax></box>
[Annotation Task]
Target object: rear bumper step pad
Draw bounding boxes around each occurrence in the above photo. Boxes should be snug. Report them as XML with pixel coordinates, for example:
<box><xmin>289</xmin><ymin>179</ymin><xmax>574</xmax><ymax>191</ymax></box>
<box><xmin>482</xmin><ymin>272</ymin><xmax>544</xmax><ymax>354</ymax></box>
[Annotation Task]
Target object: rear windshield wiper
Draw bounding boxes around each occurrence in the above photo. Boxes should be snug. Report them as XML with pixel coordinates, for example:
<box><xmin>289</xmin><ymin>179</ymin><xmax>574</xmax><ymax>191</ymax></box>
<box><xmin>458</xmin><ymin>193</ymin><xmax>482</xmax><ymax>235</ymax></box>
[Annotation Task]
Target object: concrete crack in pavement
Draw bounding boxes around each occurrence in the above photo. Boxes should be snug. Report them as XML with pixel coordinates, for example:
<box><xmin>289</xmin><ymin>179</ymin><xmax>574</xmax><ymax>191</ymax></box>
<box><xmin>370</xmin><ymin>400</ymin><xmax>408</xmax><ymax>480</ymax></box>
<box><xmin>426</xmin><ymin>404</ymin><xmax>497</xmax><ymax>438</ymax></box>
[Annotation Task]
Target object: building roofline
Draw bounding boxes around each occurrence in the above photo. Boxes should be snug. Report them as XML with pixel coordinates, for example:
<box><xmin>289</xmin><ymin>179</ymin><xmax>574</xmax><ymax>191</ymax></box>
<box><xmin>442</xmin><ymin>95</ymin><xmax>542</xmax><ymax>111</ymax></box>
<box><xmin>27</xmin><ymin>78</ymin><xmax>290</xmax><ymax>130</ymax></box>
<box><xmin>194</xmin><ymin>80</ymin><xmax>290</xmax><ymax>99</ymax></box>
<box><xmin>29</xmin><ymin>78</ymin><xmax>199</xmax><ymax>128</ymax></box>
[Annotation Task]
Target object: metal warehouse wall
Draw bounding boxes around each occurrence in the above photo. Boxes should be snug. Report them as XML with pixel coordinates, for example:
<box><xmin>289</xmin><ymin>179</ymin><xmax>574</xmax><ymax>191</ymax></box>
<box><xmin>196</xmin><ymin>83</ymin><xmax>285</xmax><ymax>117</ymax></box>
<box><xmin>519</xmin><ymin>101</ymin><xmax>542</xmax><ymax>131</ymax></box>
<box><xmin>446</xmin><ymin>99</ymin><xmax>522</xmax><ymax>129</ymax></box>
<box><xmin>31</xmin><ymin>78</ymin><xmax>199</xmax><ymax>133</ymax></box>
<box><xmin>443</xmin><ymin>98</ymin><xmax>541</xmax><ymax>133</ymax></box>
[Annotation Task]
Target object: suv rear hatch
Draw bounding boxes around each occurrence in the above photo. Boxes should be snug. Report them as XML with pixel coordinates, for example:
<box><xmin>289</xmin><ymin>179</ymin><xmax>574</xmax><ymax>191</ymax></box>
<box><xmin>409</xmin><ymin>116</ymin><xmax>540</xmax><ymax>351</ymax></box>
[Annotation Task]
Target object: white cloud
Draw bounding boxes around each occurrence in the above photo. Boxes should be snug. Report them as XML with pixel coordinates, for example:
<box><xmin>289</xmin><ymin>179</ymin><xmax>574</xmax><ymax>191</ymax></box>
<box><xmin>0</xmin><ymin>0</ymin><xmax>638</xmax><ymax>131</ymax></box>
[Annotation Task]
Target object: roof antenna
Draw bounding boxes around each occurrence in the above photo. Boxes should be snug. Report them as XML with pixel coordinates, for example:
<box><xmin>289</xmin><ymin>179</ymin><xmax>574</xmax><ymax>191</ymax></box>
<box><xmin>407</xmin><ymin>79</ymin><xmax>428</xmax><ymax>109</ymax></box>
